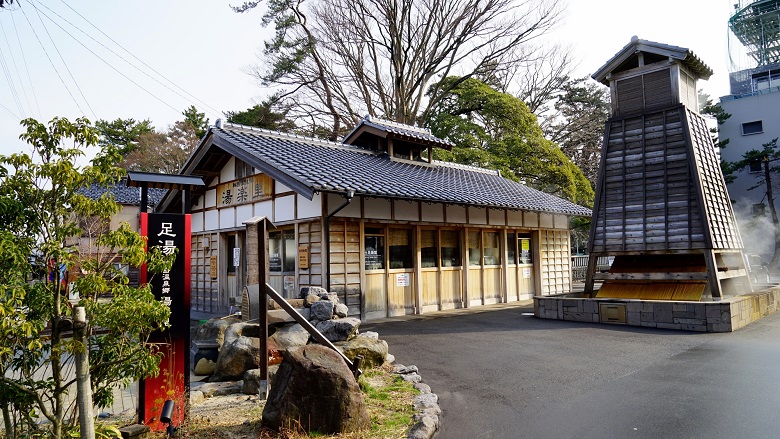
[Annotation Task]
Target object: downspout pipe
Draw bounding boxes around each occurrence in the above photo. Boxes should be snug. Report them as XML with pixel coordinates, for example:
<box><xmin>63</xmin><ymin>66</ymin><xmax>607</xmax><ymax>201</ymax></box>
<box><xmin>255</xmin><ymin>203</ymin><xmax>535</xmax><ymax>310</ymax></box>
<box><xmin>325</xmin><ymin>189</ymin><xmax>355</xmax><ymax>292</ymax></box>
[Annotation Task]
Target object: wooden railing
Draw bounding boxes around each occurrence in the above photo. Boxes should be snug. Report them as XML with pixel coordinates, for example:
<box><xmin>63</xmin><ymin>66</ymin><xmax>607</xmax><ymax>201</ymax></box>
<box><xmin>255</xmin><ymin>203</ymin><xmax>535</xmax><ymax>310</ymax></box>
<box><xmin>571</xmin><ymin>255</ymin><xmax>613</xmax><ymax>281</ymax></box>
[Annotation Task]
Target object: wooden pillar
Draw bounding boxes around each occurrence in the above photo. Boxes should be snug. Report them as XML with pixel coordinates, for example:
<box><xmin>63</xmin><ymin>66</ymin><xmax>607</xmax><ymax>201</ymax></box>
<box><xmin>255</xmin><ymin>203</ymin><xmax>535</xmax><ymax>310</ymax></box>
<box><xmin>243</xmin><ymin>216</ymin><xmax>273</xmax><ymax>394</ymax></box>
<box><xmin>414</xmin><ymin>226</ymin><xmax>423</xmax><ymax>314</ymax></box>
<box><xmin>704</xmin><ymin>250</ymin><xmax>722</xmax><ymax>299</ymax></box>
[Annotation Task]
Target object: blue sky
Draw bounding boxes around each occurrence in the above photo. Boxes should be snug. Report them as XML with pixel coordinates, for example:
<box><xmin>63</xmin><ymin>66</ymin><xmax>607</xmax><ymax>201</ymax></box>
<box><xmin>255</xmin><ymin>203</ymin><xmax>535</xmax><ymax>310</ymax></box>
<box><xmin>0</xmin><ymin>0</ymin><xmax>735</xmax><ymax>158</ymax></box>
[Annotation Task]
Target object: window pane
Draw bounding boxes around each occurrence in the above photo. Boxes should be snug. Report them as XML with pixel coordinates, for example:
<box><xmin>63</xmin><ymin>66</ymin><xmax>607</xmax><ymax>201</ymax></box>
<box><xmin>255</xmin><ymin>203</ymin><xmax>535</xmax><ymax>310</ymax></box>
<box><xmin>389</xmin><ymin>229</ymin><xmax>413</xmax><ymax>269</ymax></box>
<box><xmin>365</xmin><ymin>235</ymin><xmax>384</xmax><ymax>270</ymax></box>
<box><xmin>227</xmin><ymin>234</ymin><xmax>238</xmax><ymax>273</ymax></box>
<box><xmin>518</xmin><ymin>235</ymin><xmax>532</xmax><ymax>264</ymax></box>
<box><xmin>421</xmin><ymin>230</ymin><xmax>438</xmax><ymax>268</ymax></box>
<box><xmin>468</xmin><ymin>231</ymin><xmax>481</xmax><ymax>266</ymax></box>
<box><xmin>483</xmin><ymin>232</ymin><xmax>500</xmax><ymax>265</ymax></box>
<box><xmin>742</xmin><ymin>120</ymin><xmax>763</xmax><ymax>135</ymax></box>
<box><xmin>441</xmin><ymin>230</ymin><xmax>461</xmax><ymax>267</ymax></box>
<box><xmin>283</xmin><ymin>230</ymin><xmax>296</xmax><ymax>271</ymax></box>
<box><xmin>269</xmin><ymin>231</ymin><xmax>282</xmax><ymax>272</ymax></box>
<box><xmin>507</xmin><ymin>232</ymin><xmax>516</xmax><ymax>264</ymax></box>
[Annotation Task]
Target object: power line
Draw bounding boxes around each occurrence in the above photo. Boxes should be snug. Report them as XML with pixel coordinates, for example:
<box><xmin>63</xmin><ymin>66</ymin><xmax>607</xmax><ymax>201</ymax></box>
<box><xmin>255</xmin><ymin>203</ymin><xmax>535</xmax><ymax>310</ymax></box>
<box><xmin>0</xmin><ymin>37</ymin><xmax>24</xmax><ymax>117</ymax></box>
<box><xmin>27</xmin><ymin>2</ymin><xmax>184</xmax><ymax>115</ymax></box>
<box><xmin>18</xmin><ymin>3</ymin><xmax>87</xmax><ymax>117</ymax></box>
<box><xmin>58</xmin><ymin>0</ymin><xmax>225</xmax><ymax>119</ymax></box>
<box><xmin>0</xmin><ymin>97</ymin><xmax>19</xmax><ymax>119</ymax></box>
<box><xmin>0</xmin><ymin>20</ymin><xmax>31</xmax><ymax>116</ymax></box>
<box><xmin>10</xmin><ymin>10</ymin><xmax>41</xmax><ymax>118</ymax></box>
<box><xmin>28</xmin><ymin>0</ymin><xmax>95</xmax><ymax>119</ymax></box>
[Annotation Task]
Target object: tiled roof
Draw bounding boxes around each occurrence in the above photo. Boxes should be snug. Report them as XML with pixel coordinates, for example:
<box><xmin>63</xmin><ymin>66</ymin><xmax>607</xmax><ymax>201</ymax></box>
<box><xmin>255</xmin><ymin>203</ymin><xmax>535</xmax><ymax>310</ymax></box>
<box><xmin>79</xmin><ymin>179</ymin><xmax>167</xmax><ymax>206</ymax></box>
<box><xmin>592</xmin><ymin>37</ymin><xmax>713</xmax><ymax>85</ymax></box>
<box><xmin>210</xmin><ymin>124</ymin><xmax>592</xmax><ymax>216</ymax></box>
<box><xmin>343</xmin><ymin>115</ymin><xmax>455</xmax><ymax>148</ymax></box>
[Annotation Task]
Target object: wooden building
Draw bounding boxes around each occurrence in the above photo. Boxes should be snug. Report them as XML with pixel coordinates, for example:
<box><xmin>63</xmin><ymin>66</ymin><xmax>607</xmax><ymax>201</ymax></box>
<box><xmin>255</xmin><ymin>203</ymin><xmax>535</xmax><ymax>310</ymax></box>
<box><xmin>158</xmin><ymin>116</ymin><xmax>591</xmax><ymax>319</ymax></box>
<box><xmin>585</xmin><ymin>37</ymin><xmax>749</xmax><ymax>300</ymax></box>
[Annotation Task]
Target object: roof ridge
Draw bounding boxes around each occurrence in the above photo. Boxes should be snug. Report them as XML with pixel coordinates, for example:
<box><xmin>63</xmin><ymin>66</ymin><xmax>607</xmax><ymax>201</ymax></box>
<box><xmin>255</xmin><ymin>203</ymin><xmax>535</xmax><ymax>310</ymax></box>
<box><xmin>217</xmin><ymin>121</ymin><xmax>379</xmax><ymax>155</ymax></box>
<box><xmin>433</xmin><ymin>160</ymin><xmax>501</xmax><ymax>175</ymax></box>
<box><xmin>365</xmin><ymin>116</ymin><xmax>433</xmax><ymax>136</ymax></box>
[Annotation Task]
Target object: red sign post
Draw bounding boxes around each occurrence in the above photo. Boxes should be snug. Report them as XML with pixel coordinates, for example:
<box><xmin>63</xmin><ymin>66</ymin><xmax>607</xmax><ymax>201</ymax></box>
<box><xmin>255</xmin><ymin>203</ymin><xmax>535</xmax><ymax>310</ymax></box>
<box><xmin>138</xmin><ymin>212</ymin><xmax>191</xmax><ymax>431</ymax></box>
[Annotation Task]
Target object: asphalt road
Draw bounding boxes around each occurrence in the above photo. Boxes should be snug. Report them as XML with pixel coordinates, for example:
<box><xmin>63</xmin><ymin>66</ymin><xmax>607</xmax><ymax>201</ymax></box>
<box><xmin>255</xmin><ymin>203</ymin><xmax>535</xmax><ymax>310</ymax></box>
<box><xmin>362</xmin><ymin>303</ymin><xmax>780</xmax><ymax>439</ymax></box>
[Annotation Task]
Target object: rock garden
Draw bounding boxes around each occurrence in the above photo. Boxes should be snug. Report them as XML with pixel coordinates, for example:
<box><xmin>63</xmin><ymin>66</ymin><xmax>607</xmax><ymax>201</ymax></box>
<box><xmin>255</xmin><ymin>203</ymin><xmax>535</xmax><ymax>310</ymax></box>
<box><xmin>181</xmin><ymin>287</ymin><xmax>440</xmax><ymax>438</ymax></box>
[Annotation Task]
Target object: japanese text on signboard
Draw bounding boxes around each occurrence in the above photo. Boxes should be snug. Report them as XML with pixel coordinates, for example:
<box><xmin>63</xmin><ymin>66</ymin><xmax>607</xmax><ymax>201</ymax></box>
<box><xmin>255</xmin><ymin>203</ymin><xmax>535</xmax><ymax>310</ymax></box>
<box><xmin>217</xmin><ymin>174</ymin><xmax>273</xmax><ymax>207</ymax></box>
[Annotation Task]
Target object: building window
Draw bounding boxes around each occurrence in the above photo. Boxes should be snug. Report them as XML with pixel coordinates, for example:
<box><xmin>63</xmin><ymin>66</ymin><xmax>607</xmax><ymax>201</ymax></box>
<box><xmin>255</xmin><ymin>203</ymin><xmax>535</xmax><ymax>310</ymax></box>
<box><xmin>421</xmin><ymin>230</ymin><xmax>438</xmax><ymax>268</ymax></box>
<box><xmin>440</xmin><ymin>230</ymin><xmax>461</xmax><ymax>267</ymax></box>
<box><xmin>235</xmin><ymin>158</ymin><xmax>254</xmax><ymax>179</ymax></box>
<box><xmin>269</xmin><ymin>229</ymin><xmax>295</xmax><ymax>272</ymax></box>
<box><xmin>742</xmin><ymin>121</ymin><xmax>763</xmax><ymax>135</ymax></box>
<box><xmin>468</xmin><ymin>232</ymin><xmax>482</xmax><ymax>266</ymax></box>
<box><xmin>364</xmin><ymin>227</ymin><xmax>385</xmax><ymax>270</ymax></box>
<box><xmin>389</xmin><ymin>228</ymin><xmax>413</xmax><ymax>269</ymax></box>
<box><xmin>227</xmin><ymin>234</ymin><xmax>238</xmax><ymax>274</ymax></box>
<box><xmin>518</xmin><ymin>234</ymin><xmax>532</xmax><ymax>264</ymax></box>
<box><xmin>507</xmin><ymin>233</ymin><xmax>516</xmax><ymax>264</ymax></box>
<box><xmin>483</xmin><ymin>232</ymin><xmax>501</xmax><ymax>265</ymax></box>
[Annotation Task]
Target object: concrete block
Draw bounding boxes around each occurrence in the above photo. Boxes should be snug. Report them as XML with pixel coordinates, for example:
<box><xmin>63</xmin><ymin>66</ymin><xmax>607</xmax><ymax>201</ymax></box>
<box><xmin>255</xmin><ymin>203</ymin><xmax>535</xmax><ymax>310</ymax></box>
<box><xmin>563</xmin><ymin>312</ymin><xmax>588</xmax><ymax>322</ymax></box>
<box><xmin>557</xmin><ymin>300</ymin><xmax>564</xmax><ymax>317</ymax></box>
<box><xmin>672</xmin><ymin>311</ymin><xmax>694</xmax><ymax>319</ymax></box>
<box><xmin>705</xmin><ymin>305</ymin><xmax>721</xmax><ymax>318</ymax></box>
<box><xmin>674</xmin><ymin>318</ymin><xmax>704</xmax><ymax>325</ymax></box>
<box><xmin>673</xmin><ymin>303</ymin><xmax>688</xmax><ymax>312</ymax></box>
<box><xmin>626</xmin><ymin>302</ymin><xmax>641</xmax><ymax>313</ymax></box>
<box><xmin>640</xmin><ymin>321</ymin><xmax>657</xmax><ymax>328</ymax></box>
<box><xmin>641</xmin><ymin>302</ymin><xmax>655</xmax><ymax>313</ymax></box>
<box><xmin>627</xmin><ymin>311</ymin><xmax>641</xmax><ymax>325</ymax></box>
<box><xmin>708</xmin><ymin>323</ymin><xmax>733</xmax><ymax>332</ymax></box>
<box><xmin>641</xmin><ymin>312</ymin><xmax>654</xmax><ymax>322</ymax></box>
<box><xmin>653</xmin><ymin>305</ymin><xmax>673</xmax><ymax>323</ymax></box>
<box><xmin>694</xmin><ymin>304</ymin><xmax>705</xmax><ymax>320</ymax></box>
<box><xmin>584</xmin><ymin>301</ymin><xmax>599</xmax><ymax>314</ymax></box>
<box><xmin>656</xmin><ymin>322</ymin><xmax>682</xmax><ymax>330</ymax></box>
<box><xmin>680</xmin><ymin>324</ymin><xmax>707</xmax><ymax>332</ymax></box>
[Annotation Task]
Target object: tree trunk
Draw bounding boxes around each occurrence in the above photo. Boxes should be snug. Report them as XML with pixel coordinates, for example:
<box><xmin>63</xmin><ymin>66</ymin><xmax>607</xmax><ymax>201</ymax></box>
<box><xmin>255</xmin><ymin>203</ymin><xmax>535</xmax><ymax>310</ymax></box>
<box><xmin>764</xmin><ymin>158</ymin><xmax>780</xmax><ymax>270</ymax></box>
<box><xmin>2</xmin><ymin>400</ymin><xmax>14</xmax><ymax>439</ymax></box>
<box><xmin>74</xmin><ymin>307</ymin><xmax>95</xmax><ymax>439</ymax></box>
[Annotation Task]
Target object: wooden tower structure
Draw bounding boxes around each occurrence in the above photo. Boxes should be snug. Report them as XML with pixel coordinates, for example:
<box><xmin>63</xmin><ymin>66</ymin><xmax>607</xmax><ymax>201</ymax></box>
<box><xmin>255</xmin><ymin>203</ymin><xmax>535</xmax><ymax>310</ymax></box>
<box><xmin>584</xmin><ymin>37</ymin><xmax>749</xmax><ymax>300</ymax></box>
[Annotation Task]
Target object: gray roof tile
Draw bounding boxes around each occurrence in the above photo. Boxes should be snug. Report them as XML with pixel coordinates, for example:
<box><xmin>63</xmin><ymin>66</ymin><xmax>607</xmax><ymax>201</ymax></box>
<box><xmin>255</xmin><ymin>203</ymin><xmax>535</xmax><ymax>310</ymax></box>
<box><xmin>212</xmin><ymin>125</ymin><xmax>591</xmax><ymax>217</ymax></box>
<box><xmin>79</xmin><ymin>179</ymin><xmax>167</xmax><ymax>206</ymax></box>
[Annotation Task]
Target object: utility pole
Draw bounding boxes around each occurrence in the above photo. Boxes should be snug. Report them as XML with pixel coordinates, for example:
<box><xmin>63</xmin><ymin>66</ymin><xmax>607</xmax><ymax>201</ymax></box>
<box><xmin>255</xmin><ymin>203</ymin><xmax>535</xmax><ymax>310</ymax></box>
<box><xmin>74</xmin><ymin>306</ymin><xmax>95</xmax><ymax>439</ymax></box>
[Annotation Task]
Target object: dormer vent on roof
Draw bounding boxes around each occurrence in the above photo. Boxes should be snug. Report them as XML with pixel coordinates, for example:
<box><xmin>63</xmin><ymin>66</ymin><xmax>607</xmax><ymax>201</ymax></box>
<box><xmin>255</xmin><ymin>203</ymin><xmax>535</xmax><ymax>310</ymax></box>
<box><xmin>592</xmin><ymin>36</ymin><xmax>713</xmax><ymax>117</ymax></box>
<box><xmin>342</xmin><ymin>115</ymin><xmax>454</xmax><ymax>164</ymax></box>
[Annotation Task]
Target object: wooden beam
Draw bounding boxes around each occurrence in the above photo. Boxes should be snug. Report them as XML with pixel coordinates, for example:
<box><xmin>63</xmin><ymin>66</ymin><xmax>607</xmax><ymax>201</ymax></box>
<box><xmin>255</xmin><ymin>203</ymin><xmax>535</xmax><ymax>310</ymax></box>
<box><xmin>592</xmin><ymin>272</ymin><xmax>709</xmax><ymax>281</ymax></box>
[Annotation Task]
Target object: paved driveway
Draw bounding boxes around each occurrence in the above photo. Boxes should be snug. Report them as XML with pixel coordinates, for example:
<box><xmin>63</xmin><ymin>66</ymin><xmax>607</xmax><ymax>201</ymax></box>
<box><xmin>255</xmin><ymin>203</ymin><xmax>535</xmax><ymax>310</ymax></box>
<box><xmin>362</xmin><ymin>303</ymin><xmax>780</xmax><ymax>439</ymax></box>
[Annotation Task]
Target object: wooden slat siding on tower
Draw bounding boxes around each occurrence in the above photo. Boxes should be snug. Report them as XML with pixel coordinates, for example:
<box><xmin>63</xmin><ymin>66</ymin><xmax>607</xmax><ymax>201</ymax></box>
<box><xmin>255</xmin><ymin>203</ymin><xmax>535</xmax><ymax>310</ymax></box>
<box><xmin>592</xmin><ymin>105</ymin><xmax>714</xmax><ymax>253</ymax></box>
<box><xmin>684</xmin><ymin>109</ymin><xmax>743</xmax><ymax>249</ymax></box>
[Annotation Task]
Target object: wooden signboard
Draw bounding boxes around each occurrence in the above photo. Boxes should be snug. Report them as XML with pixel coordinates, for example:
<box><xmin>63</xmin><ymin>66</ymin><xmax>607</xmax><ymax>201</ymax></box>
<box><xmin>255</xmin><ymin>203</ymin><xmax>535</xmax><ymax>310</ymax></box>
<box><xmin>298</xmin><ymin>245</ymin><xmax>310</xmax><ymax>270</ymax></box>
<box><xmin>210</xmin><ymin>256</ymin><xmax>218</xmax><ymax>279</ymax></box>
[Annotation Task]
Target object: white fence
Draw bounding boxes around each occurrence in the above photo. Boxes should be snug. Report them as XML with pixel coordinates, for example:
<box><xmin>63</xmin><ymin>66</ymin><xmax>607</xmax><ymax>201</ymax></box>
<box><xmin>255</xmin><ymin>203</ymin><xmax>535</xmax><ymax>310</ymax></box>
<box><xmin>571</xmin><ymin>255</ymin><xmax>613</xmax><ymax>281</ymax></box>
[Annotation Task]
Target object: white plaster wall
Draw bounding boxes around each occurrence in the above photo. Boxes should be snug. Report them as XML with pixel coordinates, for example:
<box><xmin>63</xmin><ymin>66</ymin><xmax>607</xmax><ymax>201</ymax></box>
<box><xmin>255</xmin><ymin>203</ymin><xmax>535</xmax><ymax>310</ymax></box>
<box><xmin>220</xmin><ymin>157</ymin><xmax>236</xmax><ymax>182</ymax></box>
<box><xmin>539</xmin><ymin>213</ymin><xmax>554</xmax><ymax>228</ymax></box>
<box><xmin>276</xmin><ymin>181</ymin><xmax>292</xmax><ymax>194</ymax></box>
<box><xmin>193</xmin><ymin>194</ymin><xmax>203</xmax><ymax>209</ymax></box>
<box><xmin>254</xmin><ymin>200</ymin><xmax>273</xmax><ymax>220</ymax></box>
<box><xmin>205</xmin><ymin>189</ymin><xmax>217</xmax><ymax>208</ymax></box>
<box><xmin>364</xmin><ymin>198</ymin><xmax>392</xmax><ymax>219</ymax></box>
<box><xmin>329</xmin><ymin>193</ymin><xmax>361</xmax><ymax>218</ymax></box>
<box><xmin>235</xmin><ymin>204</ymin><xmax>253</xmax><ymax>225</ymax></box>
<box><xmin>468</xmin><ymin>207</ymin><xmax>487</xmax><ymax>225</ymax></box>
<box><xmin>275</xmin><ymin>195</ymin><xmax>296</xmax><ymax>222</ymax></box>
<box><xmin>220</xmin><ymin>207</ymin><xmax>236</xmax><ymax>229</ymax></box>
<box><xmin>204</xmin><ymin>210</ymin><xmax>219</xmax><ymax>231</ymax></box>
<box><xmin>553</xmin><ymin>214</ymin><xmax>568</xmax><ymax>230</ymax></box>
<box><xmin>421</xmin><ymin>203</ymin><xmax>444</xmax><ymax>223</ymax></box>
<box><xmin>446</xmin><ymin>205</ymin><xmax>467</xmax><ymax>223</ymax></box>
<box><xmin>508</xmin><ymin>210</ymin><xmax>523</xmax><ymax>226</ymax></box>
<box><xmin>298</xmin><ymin>193</ymin><xmax>322</xmax><ymax>219</ymax></box>
<box><xmin>524</xmin><ymin>211</ymin><xmax>539</xmax><ymax>228</ymax></box>
<box><xmin>488</xmin><ymin>209</ymin><xmax>505</xmax><ymax>226</ymax></box>
<box><xmin>191</xmin><ymin>212</ymin><xmax>204</xmax><ymax>233</ymax></box>
<box><xmin>394</xmin><ymin>200</ymin><xmax>419</xmax><ymax>221</ymax></box>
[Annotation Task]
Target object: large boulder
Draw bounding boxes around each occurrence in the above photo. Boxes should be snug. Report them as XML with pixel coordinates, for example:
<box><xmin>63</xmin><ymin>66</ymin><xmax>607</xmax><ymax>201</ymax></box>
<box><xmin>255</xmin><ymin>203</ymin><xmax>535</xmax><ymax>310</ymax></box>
<box><xmin>310</xmin><ymin>300</ymin><xmax>335</xmax><ymax>321</ymax></box>
<box><xmin>262</xmin><ymin>345</ymin><xmax>370</xmax><ymax>434</ymax></box>
<box><xmin>299</xmin><ymin>286</ymin><xmax>328</xmax><ymax>299</ymax></box>
<box><xmin>334</xmin><ymin>303</ymin><xmax>349</xmax><ymax>318</ymax></box>
<box><xmin>315</xmin><ymin>318</ymin><xmax>361</xmax><ymax>342</ymax></box>
<box><xmin>334</xmin><ymin>336</ymin><xmax>388</xmax><ymax>369</ymax></box>
<box><xmin>269</xmin><ymin>323</ymin><xmax>311</xmax><ymax>350</ymax></box>
<box><xmin>223</xmin><ymin>322</ymin><xmax>262</xmax><ymax>345</ymax></box>
<box><xmin>211</xmin><ymin>335</ymin><xmax>272</xmax><ymax>382</ymax></box>
<box><xmin>193</xmin><ymin>317</ymin><xmax>241</xmax><ymax>349</ymax></box>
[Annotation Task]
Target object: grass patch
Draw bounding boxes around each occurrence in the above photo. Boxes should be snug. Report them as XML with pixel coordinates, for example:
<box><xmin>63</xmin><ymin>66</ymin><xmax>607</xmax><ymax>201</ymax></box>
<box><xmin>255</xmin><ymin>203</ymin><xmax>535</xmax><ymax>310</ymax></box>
<box><xmin>120</xmin><ymin>363</ymin><xmax>419</xmax><ymax>438</ymax></box>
